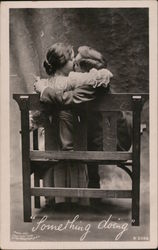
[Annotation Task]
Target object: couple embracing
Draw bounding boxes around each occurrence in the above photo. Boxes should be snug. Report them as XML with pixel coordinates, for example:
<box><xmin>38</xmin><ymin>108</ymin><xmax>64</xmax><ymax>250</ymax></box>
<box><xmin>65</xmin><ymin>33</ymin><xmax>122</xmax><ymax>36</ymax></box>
<box><xmin>33</xmin><ymin>43</ymin><xmax>131</xmax><ymax>212</ymax></box>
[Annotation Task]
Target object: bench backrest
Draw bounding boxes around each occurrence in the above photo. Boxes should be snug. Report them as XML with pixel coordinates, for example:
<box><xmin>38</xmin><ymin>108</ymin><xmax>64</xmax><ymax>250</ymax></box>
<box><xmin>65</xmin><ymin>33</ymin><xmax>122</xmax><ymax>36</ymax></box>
<box><xmin>13</xmin><ymin>93</ymin><xmax>149</xmax><ymax>153</ymax></box>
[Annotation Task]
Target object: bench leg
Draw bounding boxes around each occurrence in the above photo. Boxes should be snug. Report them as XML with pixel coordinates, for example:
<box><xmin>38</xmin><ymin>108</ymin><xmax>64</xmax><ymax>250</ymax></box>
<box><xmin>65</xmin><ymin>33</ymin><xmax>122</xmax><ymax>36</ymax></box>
<box><xmin>20</xmin><ymin>98</ymin><xmax>32</xmax><ymax>222</ymax></box>
<box><xmin>132</xmin><ymin>168</ymin><xmax>140</xmax><ymax>226</ymax></box>
<box><xmin>132</xmin><ymin>97</ymin><xmax>142</xmax><ymax>226</ymax></box>
<box><xmin>34</xmin><ymin>173</ymin><xmax>40</xmax><ymax>208</ymax></box>
<box><xmin>23</xmin><ymin>175</ymin><xmax>32</xmax><ymax>222</ymax></box>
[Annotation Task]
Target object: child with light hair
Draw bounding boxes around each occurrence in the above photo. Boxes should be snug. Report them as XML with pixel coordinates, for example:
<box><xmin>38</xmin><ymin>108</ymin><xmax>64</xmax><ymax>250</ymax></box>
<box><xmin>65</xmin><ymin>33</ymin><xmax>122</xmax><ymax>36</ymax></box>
<box><xmin>74</xmin><ymin>45</ymin><xmax>107</xmax><ymax>72</ymax></box>
<box><xmin>73</xmin><ymin>46</ymin><xmax>132</xmax><ymax>211</ymax></box>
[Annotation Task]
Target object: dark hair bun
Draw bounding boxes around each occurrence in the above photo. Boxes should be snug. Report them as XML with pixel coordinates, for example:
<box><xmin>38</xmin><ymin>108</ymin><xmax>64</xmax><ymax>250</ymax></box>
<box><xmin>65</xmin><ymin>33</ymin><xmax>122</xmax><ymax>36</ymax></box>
<box><xmin>43</xmin><ymin>60</ymin><xmax>55</xmax><ymax>75</ymax></box>
<box><xmin>43</xmin><ymin>43</ymin><xmax>73</xmax><ymax>75</ymax></box>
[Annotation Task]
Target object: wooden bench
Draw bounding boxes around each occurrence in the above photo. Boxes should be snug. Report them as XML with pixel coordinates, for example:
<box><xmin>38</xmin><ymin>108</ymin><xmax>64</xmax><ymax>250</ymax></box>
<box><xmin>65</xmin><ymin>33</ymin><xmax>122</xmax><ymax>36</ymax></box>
<box><xmin>13</xmin><ymin>93</ymin><xmax>149</xmax><ymax>226</ymax></box>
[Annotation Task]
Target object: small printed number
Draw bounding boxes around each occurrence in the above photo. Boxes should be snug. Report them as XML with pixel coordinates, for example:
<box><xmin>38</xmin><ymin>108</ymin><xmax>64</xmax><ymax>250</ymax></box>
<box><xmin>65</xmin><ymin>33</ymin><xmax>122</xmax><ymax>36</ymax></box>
<box><xmin>133</xmin><ymin>236</ymin><xmax>149</xmax><ymax>241</ymax></box>
<box><xmin>138</xmin><ymin>236</ymin><xmax>149</xmax><ymax>240</ymax></box>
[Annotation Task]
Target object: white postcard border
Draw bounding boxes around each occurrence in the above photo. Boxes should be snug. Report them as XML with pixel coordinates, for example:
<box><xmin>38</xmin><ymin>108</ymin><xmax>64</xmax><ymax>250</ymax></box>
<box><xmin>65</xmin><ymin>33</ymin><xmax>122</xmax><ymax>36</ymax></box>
<box><xmin>0</xmin><ymin>1</ymin><xmax>157</xmax><ymax>249</ymax></box>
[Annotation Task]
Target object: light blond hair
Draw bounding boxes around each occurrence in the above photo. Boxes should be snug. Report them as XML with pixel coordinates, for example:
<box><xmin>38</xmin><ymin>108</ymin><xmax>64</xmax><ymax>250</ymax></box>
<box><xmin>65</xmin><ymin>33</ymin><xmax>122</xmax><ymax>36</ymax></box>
<box><xmin>77</xmin><ymin>46</ymin><xmax>107</xmax><ymax>71</ymax></box>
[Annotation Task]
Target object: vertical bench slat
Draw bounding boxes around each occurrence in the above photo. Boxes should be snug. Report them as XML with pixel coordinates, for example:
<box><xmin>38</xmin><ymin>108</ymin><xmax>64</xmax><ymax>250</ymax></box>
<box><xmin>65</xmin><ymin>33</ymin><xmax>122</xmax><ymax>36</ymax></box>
<box><xmin>102</xmin><ymin>112</ymin><xmax>118</xmax><ymax>151</ymax></box>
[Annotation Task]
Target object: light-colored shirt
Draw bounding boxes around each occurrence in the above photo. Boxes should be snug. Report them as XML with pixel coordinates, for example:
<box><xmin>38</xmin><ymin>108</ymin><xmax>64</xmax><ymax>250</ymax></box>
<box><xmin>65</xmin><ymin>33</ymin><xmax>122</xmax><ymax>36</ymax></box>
<box><xmin>37</xmin><ymin>68</ymin><xmax>113</xmax><ymax>96</ymax></box>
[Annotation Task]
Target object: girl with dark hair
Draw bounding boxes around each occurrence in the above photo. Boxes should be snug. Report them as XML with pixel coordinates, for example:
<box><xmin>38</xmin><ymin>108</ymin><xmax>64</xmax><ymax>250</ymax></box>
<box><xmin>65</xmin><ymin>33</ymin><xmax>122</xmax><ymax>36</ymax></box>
<box><xmin>43</xmin><ymin>43</ymin><xmax>74</xmax><ymax>77</ymax></box>
<box><xmin>33</xmin><ymin>43</ymin><xmax>113</xmax><ymax>210</ymax></box>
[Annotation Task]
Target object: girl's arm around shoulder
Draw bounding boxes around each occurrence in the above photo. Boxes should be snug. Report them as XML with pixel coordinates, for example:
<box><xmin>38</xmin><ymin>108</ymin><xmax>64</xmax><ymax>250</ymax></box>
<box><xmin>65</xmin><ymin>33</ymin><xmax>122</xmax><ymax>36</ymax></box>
<box><xmin>67</xmin><ymin>68</ymin><xmax>113</xmax><ymax>89</ymax></box>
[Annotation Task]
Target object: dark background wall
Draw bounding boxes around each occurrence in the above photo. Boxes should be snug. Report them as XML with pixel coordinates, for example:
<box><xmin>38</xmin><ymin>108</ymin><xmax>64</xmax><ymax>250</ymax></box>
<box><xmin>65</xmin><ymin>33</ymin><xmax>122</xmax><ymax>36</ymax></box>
<box><xmin>10</xmin><ymin>8</ymin><xmax>149</xmax><ymax>94</ymax></box>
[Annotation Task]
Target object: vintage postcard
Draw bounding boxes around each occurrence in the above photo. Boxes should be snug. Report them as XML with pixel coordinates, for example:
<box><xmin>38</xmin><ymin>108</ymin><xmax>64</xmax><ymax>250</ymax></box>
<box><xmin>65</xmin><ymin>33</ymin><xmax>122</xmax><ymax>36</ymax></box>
<box><xmin>0</xmin><ymin>0</ymin><xmax>157</xmax><ymax>249</ymax></box>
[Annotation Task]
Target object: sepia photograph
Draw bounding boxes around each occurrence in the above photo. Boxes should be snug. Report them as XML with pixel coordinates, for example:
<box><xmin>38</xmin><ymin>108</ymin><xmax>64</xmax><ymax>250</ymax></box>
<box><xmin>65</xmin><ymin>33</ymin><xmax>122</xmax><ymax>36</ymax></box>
<box><xmin>0</xmin><ymin>1</ymin><xmax>157</xmax><ymax>249</ymax></box>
